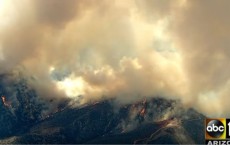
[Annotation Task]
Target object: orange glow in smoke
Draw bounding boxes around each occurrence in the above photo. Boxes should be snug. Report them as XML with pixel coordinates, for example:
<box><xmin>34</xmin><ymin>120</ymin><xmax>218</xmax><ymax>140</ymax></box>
<box><xmin>1</xmin><ymin>96</ymin><xmax>11</xmax><ymax>107</ymax></box>
<box><xmin>140</xmin><ymin>108</ymin><xmax>146</xmax><ymax>116</ymax></box>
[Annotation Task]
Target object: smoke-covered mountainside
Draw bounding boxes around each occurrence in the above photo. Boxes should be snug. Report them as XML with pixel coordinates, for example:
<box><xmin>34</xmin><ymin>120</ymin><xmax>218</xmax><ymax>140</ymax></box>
<box><xmin>1</xmin><ymin>1</ymin><xmax>229</xmax><ymax>144</ymax></box>
<box><xmin>0</xmin><ymin>74</ymin><xmax>205</xmax><ymax>144</ymax></box>
<box><xmin>1</xmin><ymin>0</ymin><xmax>230</xmax><ymax>118</ymax></box>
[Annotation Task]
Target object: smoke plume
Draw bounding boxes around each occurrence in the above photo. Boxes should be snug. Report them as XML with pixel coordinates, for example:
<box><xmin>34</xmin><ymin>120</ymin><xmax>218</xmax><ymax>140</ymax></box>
<box><xmin>0</xmin><ymin>0</ymin><xmax>229</xmax><ymax>117</ymax></box>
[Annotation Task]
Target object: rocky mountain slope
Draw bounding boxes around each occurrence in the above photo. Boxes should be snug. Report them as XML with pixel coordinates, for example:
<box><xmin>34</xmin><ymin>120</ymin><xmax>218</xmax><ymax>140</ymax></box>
<box><xmin>0</xmin><ymin>73</ymin><xmax>205</xmax><ymax>144</ymax></box>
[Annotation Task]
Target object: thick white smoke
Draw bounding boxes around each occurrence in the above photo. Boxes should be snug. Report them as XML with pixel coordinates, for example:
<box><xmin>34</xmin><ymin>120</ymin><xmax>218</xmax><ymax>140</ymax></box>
<box><xmin>0</xmin><ymin>0</ymin><xmax>229</xmax><ymax>117</ymax></box>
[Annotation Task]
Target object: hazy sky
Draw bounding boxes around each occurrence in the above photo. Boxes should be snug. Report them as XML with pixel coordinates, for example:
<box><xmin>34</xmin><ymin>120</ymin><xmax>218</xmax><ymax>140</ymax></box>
<box><xmin>0</xmin><ymin>0</ymin><xmax>230</xmax><ymax>117</ymax></box>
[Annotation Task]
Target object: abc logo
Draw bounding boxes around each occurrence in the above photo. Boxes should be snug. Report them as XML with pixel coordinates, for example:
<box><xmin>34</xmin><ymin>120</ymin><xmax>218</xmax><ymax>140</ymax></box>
<box><xmin>206</xmin><ymin>119</ymin><xmax>225</xmax><ymax>138</ymax></box>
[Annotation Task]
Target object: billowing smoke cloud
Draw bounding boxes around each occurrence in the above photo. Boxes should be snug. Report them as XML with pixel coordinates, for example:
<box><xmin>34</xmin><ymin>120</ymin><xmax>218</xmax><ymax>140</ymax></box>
<box><xmin>168</xmin><ymin>0</ymin><xmax>230</xmax><ymax>117</ymax></box>
<box><xmin>0</xmin><ymin>0</ymin><xmax>229</xmax><ymax>117</ymax></box>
